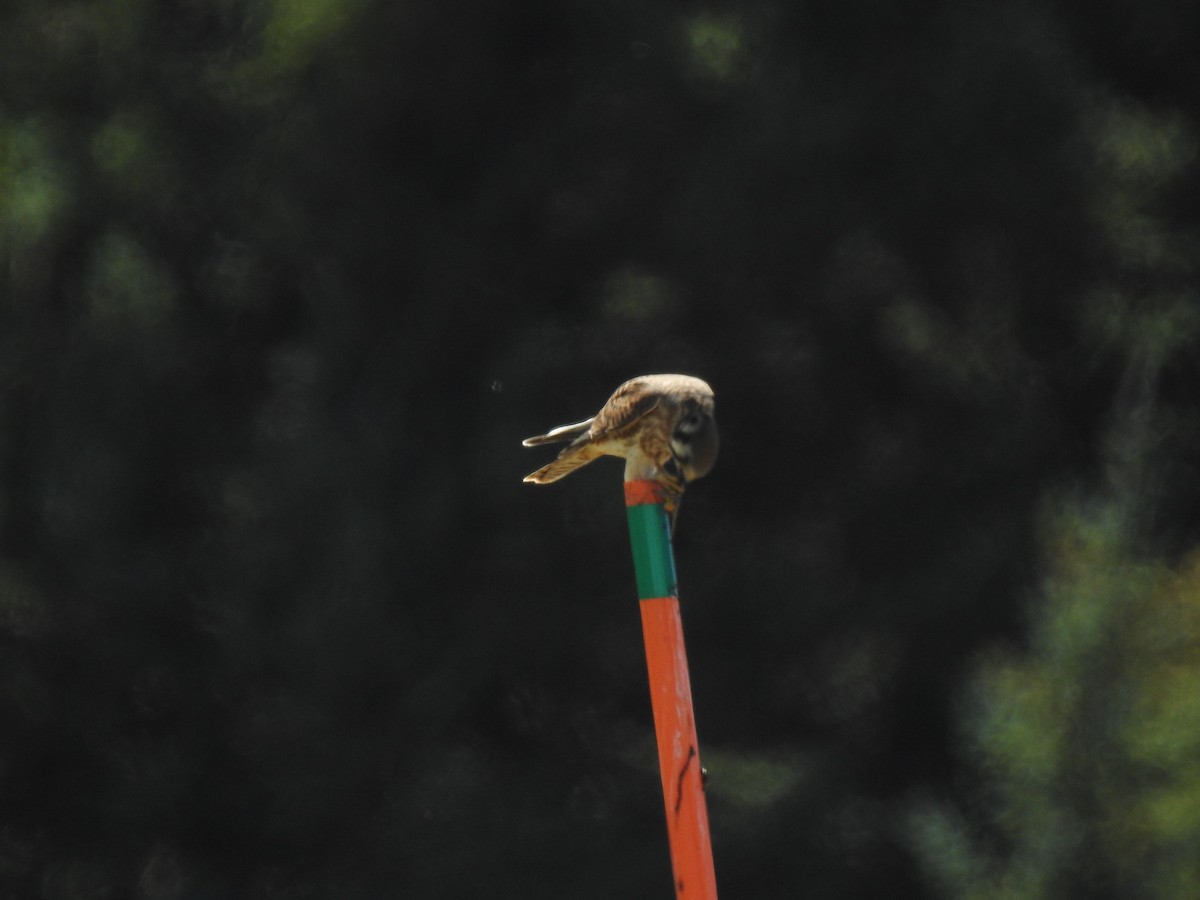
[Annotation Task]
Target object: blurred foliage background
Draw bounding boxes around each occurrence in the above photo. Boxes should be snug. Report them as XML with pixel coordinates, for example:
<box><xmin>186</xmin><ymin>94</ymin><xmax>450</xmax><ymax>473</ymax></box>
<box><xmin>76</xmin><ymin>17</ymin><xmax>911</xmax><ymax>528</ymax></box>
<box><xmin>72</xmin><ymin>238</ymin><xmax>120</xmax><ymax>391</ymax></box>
<box><xmin>2</xmin><ymin>0</ymin><xmax>1200</xmax><ymax>897</ymax></box>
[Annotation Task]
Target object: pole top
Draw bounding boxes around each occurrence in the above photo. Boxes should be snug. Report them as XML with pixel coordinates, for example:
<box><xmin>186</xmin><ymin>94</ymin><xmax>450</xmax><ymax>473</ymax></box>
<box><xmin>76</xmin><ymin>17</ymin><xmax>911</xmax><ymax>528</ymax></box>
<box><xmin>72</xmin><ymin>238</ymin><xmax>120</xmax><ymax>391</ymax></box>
<box><xmin>624</xmin><ymin>479</ymin><xmax>669</xmax><ymax>507</ymax></box>
<box><xmin>624</xmin><ymin>478</ymin><xmax>682</xmax><ymax>525</ymax></box>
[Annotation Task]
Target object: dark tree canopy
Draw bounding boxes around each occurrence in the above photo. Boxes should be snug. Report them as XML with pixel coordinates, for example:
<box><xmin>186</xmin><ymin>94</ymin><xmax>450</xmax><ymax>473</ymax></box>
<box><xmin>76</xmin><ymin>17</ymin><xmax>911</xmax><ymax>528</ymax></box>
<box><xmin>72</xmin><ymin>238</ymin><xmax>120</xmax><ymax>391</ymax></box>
<box><xmin>2</xmin><ymin>1</ymin><xmax>1199</xmax><ymax>897</ymax></box>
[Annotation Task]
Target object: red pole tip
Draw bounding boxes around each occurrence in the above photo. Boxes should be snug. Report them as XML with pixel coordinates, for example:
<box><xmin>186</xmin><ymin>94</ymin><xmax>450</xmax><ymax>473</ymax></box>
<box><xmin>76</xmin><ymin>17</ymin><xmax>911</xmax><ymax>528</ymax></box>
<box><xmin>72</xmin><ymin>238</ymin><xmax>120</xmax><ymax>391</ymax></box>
<box><xmin>625</xmin><ymin>479</ymin><xmax>668</xmax><ymax>507</ymax></box>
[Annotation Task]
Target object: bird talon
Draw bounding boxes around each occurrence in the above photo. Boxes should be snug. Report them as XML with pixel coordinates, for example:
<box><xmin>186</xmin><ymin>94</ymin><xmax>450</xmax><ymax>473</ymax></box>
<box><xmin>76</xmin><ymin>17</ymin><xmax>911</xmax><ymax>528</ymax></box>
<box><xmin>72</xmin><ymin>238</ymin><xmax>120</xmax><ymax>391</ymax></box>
<box><xmin>660</xmin><ymin>455</ymin><xmax>686</xmax><ymax>489</ymax></box>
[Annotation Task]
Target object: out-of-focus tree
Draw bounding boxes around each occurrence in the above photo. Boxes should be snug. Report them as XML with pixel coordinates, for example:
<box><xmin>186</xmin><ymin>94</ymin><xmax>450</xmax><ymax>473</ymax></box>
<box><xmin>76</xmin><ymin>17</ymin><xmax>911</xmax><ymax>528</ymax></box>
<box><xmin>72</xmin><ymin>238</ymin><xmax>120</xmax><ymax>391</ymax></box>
<box><xmin>907</xmin><ymin>92</ymin><xmax>1200</xmax><ymax>897</ymax></box>
<box><xmin>2</xmin><ymin>0</ymin><xmax>1200</xmax><ymax>897</ymax></box>
<box><xmin>909</xmin><ymin>503</ymin><xmax>1200</xmax><ymax>899</ymax></box>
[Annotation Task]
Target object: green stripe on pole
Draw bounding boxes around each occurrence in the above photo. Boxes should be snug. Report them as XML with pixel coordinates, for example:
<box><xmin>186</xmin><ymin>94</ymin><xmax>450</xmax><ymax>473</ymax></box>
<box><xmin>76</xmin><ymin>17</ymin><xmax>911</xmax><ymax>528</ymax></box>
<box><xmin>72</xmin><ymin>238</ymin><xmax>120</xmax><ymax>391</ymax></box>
<box><xmin>626</xmin><ymin>500</ymin><xmax>677</xmax><ymax>600</ymax></box>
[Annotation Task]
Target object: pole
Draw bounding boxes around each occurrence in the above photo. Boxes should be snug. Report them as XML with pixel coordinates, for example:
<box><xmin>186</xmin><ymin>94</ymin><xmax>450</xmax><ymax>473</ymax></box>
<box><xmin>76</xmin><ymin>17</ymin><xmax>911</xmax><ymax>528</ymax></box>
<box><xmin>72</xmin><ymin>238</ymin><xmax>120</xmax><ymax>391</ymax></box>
<box><xmin>624</xmin><ymin>479</ymin><xmax>718</xmax><ymax>899</ymax></box>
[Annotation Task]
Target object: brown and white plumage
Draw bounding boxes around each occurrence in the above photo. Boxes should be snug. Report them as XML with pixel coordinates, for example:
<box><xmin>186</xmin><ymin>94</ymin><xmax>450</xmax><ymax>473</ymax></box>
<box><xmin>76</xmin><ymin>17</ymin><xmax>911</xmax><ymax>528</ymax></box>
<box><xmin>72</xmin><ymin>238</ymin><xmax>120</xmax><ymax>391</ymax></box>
<box><xmin>521</xmin><ymin>374</ymin><xmax>718</xmax><ymax>489</ymax></box>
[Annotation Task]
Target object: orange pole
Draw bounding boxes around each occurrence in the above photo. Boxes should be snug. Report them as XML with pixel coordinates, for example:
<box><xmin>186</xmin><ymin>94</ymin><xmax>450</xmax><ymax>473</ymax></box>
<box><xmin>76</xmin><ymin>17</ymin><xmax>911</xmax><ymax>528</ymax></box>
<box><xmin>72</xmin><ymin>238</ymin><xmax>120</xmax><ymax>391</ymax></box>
<box><xmin>625</xmin><ymin>480</ymin><xmax>718</xmax><ymax>899</ymax></box>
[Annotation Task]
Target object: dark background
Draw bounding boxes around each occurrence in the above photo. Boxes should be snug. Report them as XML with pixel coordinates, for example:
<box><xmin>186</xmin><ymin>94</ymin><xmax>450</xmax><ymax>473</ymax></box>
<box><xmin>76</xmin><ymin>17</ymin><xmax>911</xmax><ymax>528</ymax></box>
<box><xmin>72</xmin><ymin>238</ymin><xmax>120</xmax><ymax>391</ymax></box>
<box><xmin>3</xmin><ymin>1</ymin><xmax>1200</xmax><ymax>897</ymax></box>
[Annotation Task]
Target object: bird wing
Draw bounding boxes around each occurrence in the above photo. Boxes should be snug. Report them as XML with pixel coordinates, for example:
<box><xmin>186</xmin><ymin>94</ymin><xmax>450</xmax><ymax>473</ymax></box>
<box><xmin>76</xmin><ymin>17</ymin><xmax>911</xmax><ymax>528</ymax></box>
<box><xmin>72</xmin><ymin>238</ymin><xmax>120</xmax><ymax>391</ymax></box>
<box><xmin>587</xmin><ymin>380</ymin><xmax>660</xmax><ymax>442</ymax></box>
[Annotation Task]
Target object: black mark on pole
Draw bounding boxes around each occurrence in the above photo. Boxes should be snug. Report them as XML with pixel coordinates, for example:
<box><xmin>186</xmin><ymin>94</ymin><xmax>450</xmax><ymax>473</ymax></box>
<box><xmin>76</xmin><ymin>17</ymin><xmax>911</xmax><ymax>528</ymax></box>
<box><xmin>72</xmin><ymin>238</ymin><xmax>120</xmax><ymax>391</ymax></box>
<box><xmin>674</xmin><ymin>745</ymin><xmax>697</xmax><ymax>813</ymax></box>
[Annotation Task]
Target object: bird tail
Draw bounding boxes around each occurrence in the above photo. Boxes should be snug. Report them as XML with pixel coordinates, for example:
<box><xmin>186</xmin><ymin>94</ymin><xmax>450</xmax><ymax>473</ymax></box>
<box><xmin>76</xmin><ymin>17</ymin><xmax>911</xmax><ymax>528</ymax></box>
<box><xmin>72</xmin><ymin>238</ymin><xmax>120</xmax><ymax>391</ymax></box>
<box><xmin>521</xmin><ymin>418</ymin><xmax>594</xmax><ymax>447</ymax></box>
<box><xmin>523</xmin><ymin>445</ymin><xmax>604</xmax><ymax>484</ymax></box>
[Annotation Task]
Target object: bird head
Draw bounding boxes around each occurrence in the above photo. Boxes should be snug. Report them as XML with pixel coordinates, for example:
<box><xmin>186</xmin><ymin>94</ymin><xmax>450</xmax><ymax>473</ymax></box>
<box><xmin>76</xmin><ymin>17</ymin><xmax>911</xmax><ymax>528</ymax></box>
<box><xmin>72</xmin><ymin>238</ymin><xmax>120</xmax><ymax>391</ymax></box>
<box><xmin>669</xmin><ymin>396</ymin><xmax>719</xmax><ymax>483</ymax></box>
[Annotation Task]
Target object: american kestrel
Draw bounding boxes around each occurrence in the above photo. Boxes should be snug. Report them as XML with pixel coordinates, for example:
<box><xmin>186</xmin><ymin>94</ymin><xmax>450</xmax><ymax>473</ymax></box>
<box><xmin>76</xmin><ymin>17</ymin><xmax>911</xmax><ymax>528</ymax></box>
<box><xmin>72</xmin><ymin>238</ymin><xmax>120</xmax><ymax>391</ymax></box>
<box><xmin>521</xmin><ymin>374</ymin><xmax>718</xmax><ymax>501</ymax></box>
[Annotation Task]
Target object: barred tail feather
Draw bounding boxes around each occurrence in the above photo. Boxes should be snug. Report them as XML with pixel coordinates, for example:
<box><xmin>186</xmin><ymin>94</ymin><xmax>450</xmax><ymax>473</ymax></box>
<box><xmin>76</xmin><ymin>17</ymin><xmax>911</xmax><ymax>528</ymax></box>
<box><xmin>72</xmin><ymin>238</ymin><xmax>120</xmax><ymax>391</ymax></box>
<box><xmin>522</xmin><ymin>445</ymin><xmax>604</xmax><ymax>484</ymax></box>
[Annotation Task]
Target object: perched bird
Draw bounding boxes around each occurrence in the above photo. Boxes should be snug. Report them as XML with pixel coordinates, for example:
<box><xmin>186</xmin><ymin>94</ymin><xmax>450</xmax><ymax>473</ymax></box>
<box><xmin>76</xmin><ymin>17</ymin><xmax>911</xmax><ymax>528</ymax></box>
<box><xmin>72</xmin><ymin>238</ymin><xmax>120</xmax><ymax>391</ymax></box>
<box><xmin>521</xmin><ymin>374</ymin><xmax>718</xmax><ymax>500</ymax></box>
